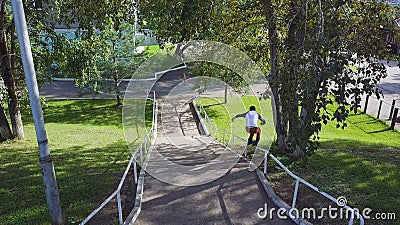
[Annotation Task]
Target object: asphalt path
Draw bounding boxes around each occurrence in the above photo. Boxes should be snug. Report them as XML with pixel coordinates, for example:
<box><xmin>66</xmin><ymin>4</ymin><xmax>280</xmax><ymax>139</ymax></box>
<box><xmin>361</xmin><ymin>60</ymin><xmax>400</xmax><ymax>131</ymax></box>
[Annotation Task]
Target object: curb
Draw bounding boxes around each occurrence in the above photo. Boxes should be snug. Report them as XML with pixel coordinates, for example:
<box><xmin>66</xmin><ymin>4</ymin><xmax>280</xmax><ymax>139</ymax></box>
<box><xmin>256</xmin><ymin>169</ymin><xmax>313</xmax><ymax>225</ymax></box>
<box><xmin>191</xmin><ymin>100</ymin><xmax>209</xmax><ymax>136</ymax></box>
<box><xmin>51</xmin><ymin>65</ymin><xmax>188</xmax><ymax>82</ymax></box>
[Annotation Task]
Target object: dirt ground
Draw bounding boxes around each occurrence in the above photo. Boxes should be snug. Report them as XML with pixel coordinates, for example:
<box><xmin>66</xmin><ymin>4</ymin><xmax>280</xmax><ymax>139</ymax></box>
<box><xmin>86</xmin><ymin>169</ymin><xmax>136</xmax><ymax>225</ymax></box>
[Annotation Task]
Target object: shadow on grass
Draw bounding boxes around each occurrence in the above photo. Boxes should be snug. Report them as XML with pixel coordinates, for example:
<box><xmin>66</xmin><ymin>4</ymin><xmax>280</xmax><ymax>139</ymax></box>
<box><xmin>22</xmin><ymin>99</ymin><xmax>154</xmax><ymax>128</ymax></box>
<box><xmin>269</xmin><ymin>139</ymin><xmax>400</xmax><ymax>225</ymax></box>
<box><xmin>291</xmin><ymin>140</ymin><xmax>400</xmax><ymax>224</ymax></box>
<box><xmin>347</xmin><ymin>112</ymin><xmax>399</xmax><ymax>134</ymax></box>
<box><xmin>0</xmin><ymin>140</ymin><xmax>132</xmax><ymax>225</ymax></box>
<box><xmin>202</xmin><ymin>104</ymin><xmax>226</xmax><ymax>120</ymax></box>
<box><xmin>20</xmin><ymin>99</ymin><xmax>122</xmax><ymax>127</ymax></box>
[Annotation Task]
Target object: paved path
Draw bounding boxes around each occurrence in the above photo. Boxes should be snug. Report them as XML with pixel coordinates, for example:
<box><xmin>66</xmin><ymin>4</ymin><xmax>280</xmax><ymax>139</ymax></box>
<box><xmin>360</xmin><ymin>60</ymin><xmax>400</xmax><ymax>131</ymax></box>
<box><xmin>39</xmin><ymin>63</ymin><xmax>400</xmax><ymax>133</ymax></box>
<box><xmin>134</xmin><ymin>80</ymin><xmax>295</xmax><ymax>224</ymax></box>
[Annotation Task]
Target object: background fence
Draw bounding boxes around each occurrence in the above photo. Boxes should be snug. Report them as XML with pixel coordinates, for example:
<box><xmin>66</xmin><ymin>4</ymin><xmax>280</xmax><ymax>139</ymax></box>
<box><xmin>361</xmin><ymin>94</ymin><xmax>400</xmax><ymax>130</ymax></box>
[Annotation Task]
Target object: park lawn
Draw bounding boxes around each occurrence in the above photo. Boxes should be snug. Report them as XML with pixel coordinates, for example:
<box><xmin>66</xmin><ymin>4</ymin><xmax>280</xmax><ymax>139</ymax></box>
<box><xmin>196</xmin><ymin>96</ymin><xmax>275</xmax><ymax>150</ymax></box>
<box><xmin>0</xmin><ymin>99</ymin><xmax>151</xmax><ymax>225</ymax></box>
<box><xmin>143</xmin><ymin>45</ymin><xmax>160</xmax><ymax>54</ymax></box>
<box><xmin>199</xmin><ymin>96</ymin><xmax>400</xmax><ymax>225</ymax></box>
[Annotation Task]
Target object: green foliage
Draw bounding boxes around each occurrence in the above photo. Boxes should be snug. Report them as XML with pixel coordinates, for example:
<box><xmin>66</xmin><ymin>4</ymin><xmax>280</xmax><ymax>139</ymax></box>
<box><xmin>190</xmin><ymin>62</ymin><xmax>248</xmax><ymax>93</ymax></box>
<box><xmin>74</xmin><ymin>0</ymin><xmax>398</xmax><ymax>158</ymax></box>
<box><xmin>53</xmin><ymin>0</ymin><xmax>147</xmax><ymax>102</ymax></box>
<box><xmin>140</xmin><ymin>0</ymin><xmax>216</xmax><ymax>43</ymax></box>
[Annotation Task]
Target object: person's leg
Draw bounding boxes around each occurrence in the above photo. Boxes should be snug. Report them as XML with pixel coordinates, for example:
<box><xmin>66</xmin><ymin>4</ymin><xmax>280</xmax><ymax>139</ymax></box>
<box><xmin>248</xmin><ymin>129</ymin><xmax>255</xmax><ymax>145</ymax></box>
<box><xmin>253</xmin><ymin>127</ymin><xmax>261</xmax><ymax>146</ymax></box>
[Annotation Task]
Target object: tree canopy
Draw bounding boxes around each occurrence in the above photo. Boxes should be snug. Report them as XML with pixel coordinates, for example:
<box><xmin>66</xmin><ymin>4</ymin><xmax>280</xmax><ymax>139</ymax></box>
<box><xmin>140</xmin><ymin>0</ymin><xmax>399</xmax><ymax>158</ymax></box>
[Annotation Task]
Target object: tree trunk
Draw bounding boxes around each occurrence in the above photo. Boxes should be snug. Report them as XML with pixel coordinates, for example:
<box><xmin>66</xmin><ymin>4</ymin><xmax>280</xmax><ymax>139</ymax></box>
<box><xmin>261</xmin><ymin>0</ymin><xmax>288</xmax><ymax>150</ymax></box>
<box><xmin>0</xmin><ymin>2</ymin><xmax>24</xmax><ymax>139</ymax></box>
<box><xmin>114</xmin><ymin>72</ymin><xmax>121</xmax><ymax>106</ymax></box>
<box><xmin>286</xmin><ymin>0</ymin><xmax>303</xmax><ymax>157</ymax></box>
<box><xmin>112</xmin><ymin>41</ymin><xmax>122</xmax><ymax>106</ymax></box>
<box><xmin>0</xmin><ymin>102</ymin><xmax>12</xmax><ymax>141</ymax></box>
<box><xmin>224</xmin><ymin>84</ymin><xmax>228</xmax><ymax>104</ymax></box>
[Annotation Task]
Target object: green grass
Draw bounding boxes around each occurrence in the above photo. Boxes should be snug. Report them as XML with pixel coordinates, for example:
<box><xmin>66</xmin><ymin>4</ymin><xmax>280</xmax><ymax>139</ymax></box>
<box><xmin>197</xmin><ymin>96</ymin><xmax>275</xmax><ymax>150</ymax></box>
<box><xmin>200</xmin><ymin>97</ymin><xmax>400</xmax><ymax>225</ymax></box>
<box><xmin>0</xmin><ymin>99</ymin><xmax>153</xmax><ymax>224</ymax></box>
<box><xmin>143</xmin><ymin>45</ymin><xmax>160</xmax><ymax>54</ymax></box>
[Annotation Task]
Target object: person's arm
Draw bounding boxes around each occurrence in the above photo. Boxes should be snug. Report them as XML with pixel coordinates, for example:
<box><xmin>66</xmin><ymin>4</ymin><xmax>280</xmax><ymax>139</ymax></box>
<box><xmin>258</xmin><ymin>113</ymin><xmax>266</xmax><ymax>125</ymax></box>
<box><xmin>231</xmin><ymin>112</ymin><xmax>247</xmax><ymax>122</ymax></box>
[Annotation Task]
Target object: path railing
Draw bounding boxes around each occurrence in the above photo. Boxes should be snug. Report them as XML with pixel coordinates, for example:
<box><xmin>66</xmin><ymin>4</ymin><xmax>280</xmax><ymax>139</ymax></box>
<box><xmin>196</xmin><ymin>100</ymin><xmax>365</xmax><ymax>225</ymax></box>
<box><xmin>362</xmin><ymin>94</ymin><xmax>399</xmax><ymax>130</ymax></box>
<box><xmin>80</xmin><ymin>90</ymin><xmax>158</xmax><ymax>225</ymax></box>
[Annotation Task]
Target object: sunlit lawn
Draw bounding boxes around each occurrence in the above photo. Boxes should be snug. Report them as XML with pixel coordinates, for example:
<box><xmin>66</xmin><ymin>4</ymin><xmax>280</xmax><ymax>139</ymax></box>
<box><xmin>199</xmin><ymin>96</ymin><xmax>400</xmax><ymax>225</ymax></box>
<box><xmin>0</xmin><ymin>99</ymin><xmax>151</xmax><ymax>224</ymax></box>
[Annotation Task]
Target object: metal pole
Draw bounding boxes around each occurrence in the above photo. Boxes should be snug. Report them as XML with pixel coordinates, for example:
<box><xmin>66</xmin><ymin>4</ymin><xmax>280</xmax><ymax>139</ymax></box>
<box><xmin>133</xmin><ymin>0</ymin><xmax>138</xmax><ymax>47</ymax></box>
<box><xmin>377</xmin><ymin>100</ymin><xmax>383</xmax><ymax>119</ymax></box>
<box><xmin>117</xmin><ymin>192</ymin><xmax>123</xmax><ymax>224</ymax></box>
<box><xmin>390</xmin><ymin>108</ymin><xmax>399</xmax><ymax>130</ymax></box>
<box><xmin>363</xmin><ymin>95</ymin><xmax>369</xmax><ymax>113</ymax></box>
<box><xmin>389</xmin><ymin>99</ymin><xmax>396</xmax><ymax>120</ymax></box>
<box><xmin>264</xmin><ymin>151</ymin><xmax>268</xmax><ymax>174</ymax></box>
<box><xmin>10</xmin><ymin>1</ymin><xmax>64</xmax><ymax>224</ymax></box>
<box><xmin>133</xmin><ymin>160</ymin><xmax>138</xmax><ymax>184</ymax></box>
<box><xmin>292</xmin><ymin>179</ymin><xmax>300</xmax><ymax>208</ymax></box>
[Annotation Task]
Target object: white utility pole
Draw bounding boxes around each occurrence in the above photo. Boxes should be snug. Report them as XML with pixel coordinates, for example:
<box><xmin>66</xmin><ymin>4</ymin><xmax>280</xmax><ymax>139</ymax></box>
<box><xmin>133</xmin><ymin>0</ymin><xmax>139</xmax><ymax>46</ymax></box>
<box><xmin>10</xmin><ymin>0</ymin><xmax>64</xmax><ymax>224</ymax></box>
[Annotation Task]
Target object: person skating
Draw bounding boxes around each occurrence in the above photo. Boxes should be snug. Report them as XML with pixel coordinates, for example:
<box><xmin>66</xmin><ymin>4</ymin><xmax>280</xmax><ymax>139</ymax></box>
<box><xmin>231</xmin><ymin>106</ymin><xmax>266</xmax><ymax>146</ymax></box>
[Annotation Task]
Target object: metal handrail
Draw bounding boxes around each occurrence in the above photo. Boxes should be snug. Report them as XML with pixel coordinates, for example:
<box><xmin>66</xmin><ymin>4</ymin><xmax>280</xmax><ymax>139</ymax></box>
<box><xmin>196</xmin><ymin>100</ymin><xmax>365</xmax><ymax>225</ymax></box>
<box><xmin>80</xmin><ymin>90</ymin><xmax>158</xmax><ymax>225</ymax></box>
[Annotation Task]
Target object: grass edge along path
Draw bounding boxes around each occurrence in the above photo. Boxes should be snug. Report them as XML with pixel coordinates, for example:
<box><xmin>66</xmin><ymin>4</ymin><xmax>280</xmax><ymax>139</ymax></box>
<box><xmin>199</xmin><ymin>96</ymin><xmax>399</xmax><ymax>225</ymax></box>
<box><xmin>0</xmin><ymin>99</ymin><xmax>152</xmax><ymax>225</ymax></box>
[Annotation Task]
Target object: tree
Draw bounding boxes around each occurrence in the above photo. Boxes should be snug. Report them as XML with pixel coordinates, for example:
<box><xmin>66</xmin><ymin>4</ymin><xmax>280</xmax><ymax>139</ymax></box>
<box><xmin>259</xmin><ymin>0</ymin><xmax>396</xmax><ymax>158</ymax></box>
<box><xmin>140</xmin><ymin>0</ymin><xmax>398</xmax><ymax>159</ymax></box>
<box><xmin>0</xmin><ymin>0</ymin><xmax>57</xmax><ymax>141</ymax></box>
<box><xmin>54</xmin><ymin>0</ymin><xmax>146</xmax><ymax>105</ymax></box>
<box><xmin>0</xmin><ymin>93</ymin><xmax>12</xmax><ymax>141</ymax></box>
<box><xmin>0</xmin><ymin>0</ymin><xmax>24</xmax><ymax>140</ymax></box>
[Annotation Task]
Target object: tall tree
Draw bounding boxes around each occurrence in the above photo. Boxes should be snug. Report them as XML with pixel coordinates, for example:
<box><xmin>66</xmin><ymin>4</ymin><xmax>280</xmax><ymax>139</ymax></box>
<box><xmin>140</xmin><ymin>0</ymin><xmax>398</xmax><ymax>159</ymax></box>
<box><xmin>0</xmin><ymin>0</ymin><xmax>57</xmax><ymax>142</ymax></box>
<box><xmin>0</xmin><ymin>94</ymin><xmax>12</xmax><ymax>141</ymax></box>
<box><xmin>0</xmin><ymin>0</ymin><xmax>23</xmax><ymax>139</ymax></box>
<box><xmin>260</xmin><ymin>0</ymin><xmax>396</xmax><ymax>158</ymax></box>
<box><xmin>54</xmin><ymin>0</ymin><xmax>146</xmax><ymax>105</ymax></box>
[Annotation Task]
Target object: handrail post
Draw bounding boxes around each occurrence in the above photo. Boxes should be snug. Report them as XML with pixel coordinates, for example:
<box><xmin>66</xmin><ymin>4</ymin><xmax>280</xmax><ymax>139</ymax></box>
<box><xmin>389</xmin><ymin>99</ymin><xmax>396</xmax><ymax>120</ymax></box>
<box><xmin>264</xmin><ymin>151</ymin><xmax>268</xmax><ymax>174</ymax></box>
<box><xmin>292</xmin><ymin>179</ymin><xmax>300</xmax><ymax>208</ymax></box>
<box><xmin>390</xmin><ymin>108</ymin><xmax>399</xmax><ymax>130</ymax></box>
<box><xmin>139</xmin><ymin>144</ymin><xmax>143</xmax><ymax>164</ymax></box>
<box><xmin>133</xmin><ymin>160</ymin><xmax>138</xmax><ymax>184</ymax></box>
<box><xmin>154</xmin><ymin>102</ymin><xmax>158</xmax><ymax>139</ymax></box>
<box><xmin>377</xmin><ymin>100</ymin><xmax>383</xmax><ymax>119</ymax></box>
<box><xmin>117</xmin><ymin>192</ymin><xmax>123</xmax><ymax>224</ymax></box>
<box><xmin>363</xmin><ymin>95</ymin><xmax>370</xmax><ymax>113</ymax></box>
<box><xmin>144</xmin><ymin>137</ymin><xmax>147</xmax><ymax>154</ymax></box>
<box><xmin>348</xmin><ymin>211</ymin><xmax>354</xmax><ymax>225</ymax></box>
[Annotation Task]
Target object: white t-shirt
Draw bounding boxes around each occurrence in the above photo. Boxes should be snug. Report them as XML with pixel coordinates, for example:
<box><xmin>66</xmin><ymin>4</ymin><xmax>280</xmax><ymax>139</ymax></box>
<box><xmin>245</xmin><ymin>111</ymin><xmax>259</xmax><ymax>127</ymax></box>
